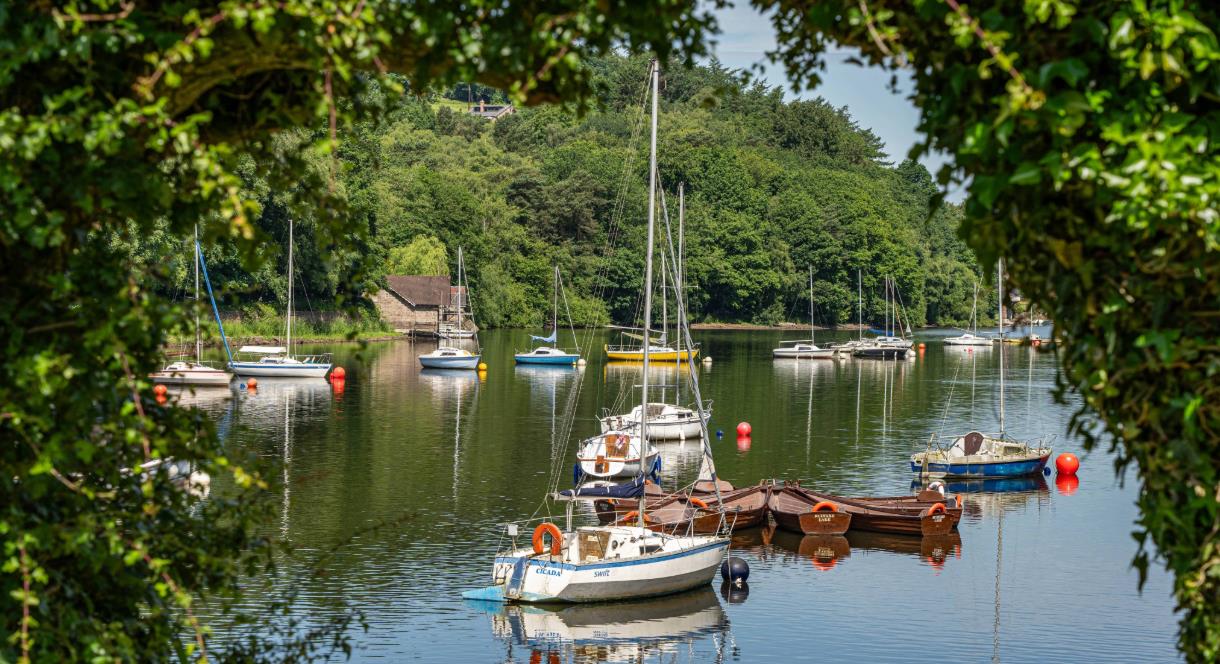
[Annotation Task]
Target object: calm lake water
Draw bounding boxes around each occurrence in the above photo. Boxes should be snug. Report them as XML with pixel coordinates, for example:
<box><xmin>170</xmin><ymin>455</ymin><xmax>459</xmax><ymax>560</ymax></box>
<box><xmin>189</xmin><ymin>329</ymin><xmax>1179</xmax><ymax>662</ymax></box>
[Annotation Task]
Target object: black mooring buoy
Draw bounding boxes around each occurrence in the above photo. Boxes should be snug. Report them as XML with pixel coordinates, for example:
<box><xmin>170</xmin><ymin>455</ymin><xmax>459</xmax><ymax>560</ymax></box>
<box><xmin>720</xmin><ymin>556</ymin><xmax>750</xmax><ymax>585</ymax></box>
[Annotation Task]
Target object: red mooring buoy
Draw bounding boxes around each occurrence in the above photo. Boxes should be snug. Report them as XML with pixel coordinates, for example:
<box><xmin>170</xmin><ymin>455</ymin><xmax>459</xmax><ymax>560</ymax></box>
<box><xmin>331</xmin><ymin>366</ymin><xmax>346</xmax><ymax>380</ymax></box>
<box><xmin>246</xmin><ymin>378</ymin><xmax>258</xmax><ymax>390</ymax></box>
<box><xmin>1055</xmin><ymin>453</ymin><xmax>1080</xmax><ymax>476</ymax></box>
<box><xmin>736</xmin><ymin>421</ymin><xmax>752</xmax><ymax>436</ymax></box>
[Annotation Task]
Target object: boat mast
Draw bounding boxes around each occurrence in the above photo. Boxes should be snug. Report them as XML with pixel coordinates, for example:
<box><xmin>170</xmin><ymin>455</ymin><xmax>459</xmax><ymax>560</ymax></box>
<box><xmin>998</xmin><ymin>259</ymin><xmax>1006</xmax><ymax>436</ymax></box>
<box><xmin>857</xmin><ymin>268</ymin><xmax>862</xmax><ymax>341</ymax></box>
<box><xmin>808</xmin><ymin>265</ymin><xmax>815</xmax><ymax>345</ymax></box>
<box><xmin>638</xmin><ymin>59</ymin><xmax>659</xmax><ymax>525</ymax></box>
<box><xmin>456</xmin><ymin>247</ymin><xmax>464</xmax><ymax>335</ymax></box>
<box><xmin>552</xmin><ymin>264</ymin><xmax>559</xmax><ymax>342</ymax></box>
<box><xmin>286</xmin><ymin>217</ymin><xmax>294</xmax><ymax>355</ymax></box>
<box><xmin>194</xmin><ymin>225</ymin><xmax>201</xmax><ymax>364</ymax></box>
<box><xmin>677</xmin><ymin>183</ymin><xmax>684</xmax><ymax>364</ymax></box>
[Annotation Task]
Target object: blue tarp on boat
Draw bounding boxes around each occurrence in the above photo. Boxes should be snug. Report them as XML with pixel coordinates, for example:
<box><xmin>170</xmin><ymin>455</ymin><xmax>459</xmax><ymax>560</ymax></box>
<box><xmin>559</xmin><ymin>479</ymin><xmax>646</xmax><ymax>499</ymax></box>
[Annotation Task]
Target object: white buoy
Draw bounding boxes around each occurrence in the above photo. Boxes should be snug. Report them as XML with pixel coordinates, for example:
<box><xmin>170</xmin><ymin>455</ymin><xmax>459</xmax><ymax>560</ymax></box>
<box><xmin>577</xmin><ymin>358</ymin><xmax>587</xmax><ymax>367</ymax></box>
<box><xmin>702</xmin><ymin>356</ymin><xmax>713</xmax><ymax>364</ymax></box>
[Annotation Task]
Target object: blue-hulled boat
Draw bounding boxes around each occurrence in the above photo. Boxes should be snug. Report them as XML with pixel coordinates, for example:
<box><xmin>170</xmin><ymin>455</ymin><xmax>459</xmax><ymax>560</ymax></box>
<box><xmin>514</xmin><ymin>266</ymin><xmax>582</xmax><ymax>366</ymax></box>
<box><xmin>911</xmin><ymin>259</ymin><xmax>1052</xmax><ymax>478</ymax></box>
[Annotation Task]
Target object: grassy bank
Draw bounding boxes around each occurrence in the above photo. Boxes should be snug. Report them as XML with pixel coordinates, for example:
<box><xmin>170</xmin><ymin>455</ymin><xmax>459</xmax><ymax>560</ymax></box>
<box><xmin>170</xmin><ymin>307</ymin><xmax>396</xmax><ymax>346</ymax></box>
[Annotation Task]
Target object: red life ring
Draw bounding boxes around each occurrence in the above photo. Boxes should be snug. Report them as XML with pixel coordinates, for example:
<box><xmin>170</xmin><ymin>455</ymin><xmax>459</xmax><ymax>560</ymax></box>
<box><xmin>532</xmin><ymin>522</ymin><xmax>563</xmax><ymax>556</ymax></box>
<box><xmin>925</xmin><ymin>502</ymin><xmax>947</xmax><ymax>516</ymax></box>
<box><xmin>811</xmin><ymin>500</ymin><xmax>838</xmax><ymax>513</ymax></box>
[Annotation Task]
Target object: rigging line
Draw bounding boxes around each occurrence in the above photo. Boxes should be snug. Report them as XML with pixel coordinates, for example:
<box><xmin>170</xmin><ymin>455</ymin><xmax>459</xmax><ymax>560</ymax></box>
<box><xmin>932</xmin><ymin>358</ymin><xmax>964</xmax><ymax>447</ymax></box>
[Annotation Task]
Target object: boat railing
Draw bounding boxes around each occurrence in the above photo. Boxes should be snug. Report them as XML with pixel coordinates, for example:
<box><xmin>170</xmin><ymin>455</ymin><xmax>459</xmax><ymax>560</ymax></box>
<box><xmin>514</xmin><ymin>346</ymin><xmax>580</xmax><ymax>355</ymax></box>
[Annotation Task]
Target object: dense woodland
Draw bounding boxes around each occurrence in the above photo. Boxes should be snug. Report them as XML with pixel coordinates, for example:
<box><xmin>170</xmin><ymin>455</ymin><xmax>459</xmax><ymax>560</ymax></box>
<box><xmin>133</xmin><ymin>55</ymin><xmax>991</xmax><ymax>330</ymax></box>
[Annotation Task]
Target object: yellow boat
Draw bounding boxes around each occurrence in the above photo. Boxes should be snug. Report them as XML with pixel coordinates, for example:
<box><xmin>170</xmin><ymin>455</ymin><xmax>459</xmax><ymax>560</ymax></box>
<box><xmin>604</xmin><ymin>344</ymin><xmax>699</xmax><ymax>362</ymax></box>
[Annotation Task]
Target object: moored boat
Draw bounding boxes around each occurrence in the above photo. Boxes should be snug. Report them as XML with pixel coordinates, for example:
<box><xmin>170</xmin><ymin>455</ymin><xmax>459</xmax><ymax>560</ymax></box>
<box><xmin>766</xmin><ymin>485</ymin><xmax>853</xmax><ymax>536</ymax></box>
<box><xmin>604</xmin><ymin>485</ymin><xmax>771</xmax><ymax>534</ymax></box>
<box><xmin>418</xmin><ymin>345</ymin><xmax>481</xmax><ymax>370</ymax></box>
<box><xmin>599</xmin><ymin>402</ymin><xmax>709</xmax><ymax>441</ymax></box>
<box><xmin>780</xmin><ymin>484</ymin><xmax>957</xmax><ymax>536</ymax></box>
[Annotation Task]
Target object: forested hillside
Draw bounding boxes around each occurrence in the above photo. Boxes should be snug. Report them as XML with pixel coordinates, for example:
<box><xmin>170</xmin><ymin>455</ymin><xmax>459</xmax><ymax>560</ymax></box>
<box><xmin>134</xmin><ymin>55</ymin><xmax>990</xmax><ymax>329</ymax></box>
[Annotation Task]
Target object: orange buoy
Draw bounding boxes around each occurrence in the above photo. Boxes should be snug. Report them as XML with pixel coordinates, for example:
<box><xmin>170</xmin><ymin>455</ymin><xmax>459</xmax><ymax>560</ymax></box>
<box><xmin>688</xmin><ymin>496</ymin><xmax>709</xmax><ymax>510</ymax></box>
<box><xmin>246</xmin><ymin>378</ymin><xmax>258</xmax><ymax>390</ymax></box>
<box><xmin>811</xmin><ymin>500</ymin><xmax>838</xmax><ymax>513</ymax></box>
<box><xmin>532</xmin><ymin>522</ymin><xmax>563</xmax><ymax>556</ymax></box>
<box><xmin>918</xmin><ymin>343</ymin><xmax>926</xmax><ymax>349</ymax></box>
<box><xmin>152</xmin><ymin>384</ymin><xmax>168</xmax><ymax>396</ymax></box>
<box><xmin>1055</xmin><ymin>453</ymin><xmax>1080</xmax><ymax>476</ymax></box>
<box><xmin>736</xmin><ymin>422</ymin><xmax>752</xmax><ymax>436</ymax></box>
<box><xmin>331</xmin><ymin>366</ymin><xmax>346</xmax><ymax>379</ymax></box>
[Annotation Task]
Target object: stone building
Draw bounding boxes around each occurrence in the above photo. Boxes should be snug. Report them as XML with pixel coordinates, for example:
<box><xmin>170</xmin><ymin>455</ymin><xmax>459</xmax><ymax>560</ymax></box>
<box><xmin>372</xmin><ymin>275</ymin><xmax>474</xmax><ymax>336</ymax></box>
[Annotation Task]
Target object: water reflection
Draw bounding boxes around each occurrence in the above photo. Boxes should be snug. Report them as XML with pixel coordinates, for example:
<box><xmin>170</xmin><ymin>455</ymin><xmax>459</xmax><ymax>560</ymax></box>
<box><xmin>473</xmin><ymin>587</ymin><xmax>732</xmax><ymax>663</ymax></box>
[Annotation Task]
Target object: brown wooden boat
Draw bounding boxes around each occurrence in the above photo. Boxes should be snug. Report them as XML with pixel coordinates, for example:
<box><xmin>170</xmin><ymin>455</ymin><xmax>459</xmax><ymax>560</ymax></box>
<box><xmin>781</xmin><ymin>484</ymin><xmax>955</xmax><ymax>536</ymax></box>
<box><xmin>767</xmin><ymin>485</ymin><xmax>853</xmax><ymax>535</ymax></box>
<box><xmin>610</xmin><ymin>484</ymin><xmax>771</xmax><ymax>534</ymax></box>
<box><xmin>848</xmin><ymin>490</ymin><xmax>964</xmax><ymax>528</ymax></box>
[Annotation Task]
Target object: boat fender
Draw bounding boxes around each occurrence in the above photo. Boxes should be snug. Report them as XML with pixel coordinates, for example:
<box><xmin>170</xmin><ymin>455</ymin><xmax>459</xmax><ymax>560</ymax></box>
<box><xmin>925</xmin><ymin>502</ymin><xmax>947</xmax><ymax>516</ymax></box>
<box><xmin>955</xmin><ymin>495</ymin><xmax>962</xmax><ymax>508</ymax></box>
<box><xmin>810</xmin><ymin>500</ymin><xmax>838</xmax><ymax>513</ymax></box>
<box><xmin>621</xmin><ymin>511</ymin><xmax>654</xmax><ymax>524</ymax></box>
<box><xmin>532</xmin><ymin>523</ymin><xmax>563</xmax><ymax>556</ymax></box>
<box><xmin>688</xmin><ymin>497</ymin><xmax>709</xmax><ymax>510</ymax></box>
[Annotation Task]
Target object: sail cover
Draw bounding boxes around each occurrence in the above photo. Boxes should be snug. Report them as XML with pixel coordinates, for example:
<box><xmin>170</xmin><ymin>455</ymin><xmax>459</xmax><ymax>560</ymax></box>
<box><xmin>529</xmin><ymin>329</ymin><xmax>557</xmax><ymax>343</ymax></box>
<box><xmin>560</xmin><ymin>479</ymin><xmax>646</xmax><ymax>499</ymax></box>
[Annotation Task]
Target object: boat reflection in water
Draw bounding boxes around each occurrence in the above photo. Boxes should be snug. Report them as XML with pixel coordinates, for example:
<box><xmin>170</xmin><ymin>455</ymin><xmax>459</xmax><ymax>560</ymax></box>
<box><xmin>913</xmin><ymin>474</ymin><xmax>1051</xmax><ymax>523</ymax></box>
<box><xmin>471</xmin><ymin>586</ymin><xmax>732</xmax><ymax>663</ymax></box>
<box><xmin>767</xmin><ymin>527</ymin><xmax>852</xmax><ymax>571</ymax></box>
<box><xmin>847</xmin><ymin>531</ymin><xmax>964</xmax><ymax>571</ymax></box>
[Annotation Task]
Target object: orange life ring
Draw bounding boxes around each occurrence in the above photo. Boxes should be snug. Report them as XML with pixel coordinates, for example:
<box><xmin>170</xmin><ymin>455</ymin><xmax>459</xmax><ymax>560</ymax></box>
<box><xmin>811</xmin><ymin>500</ymin><xmax>838</xmax><ymax>513</ymax></box>
<box><xmin>621</xmin><ymin>510</ymin><xmax>654</xmax><ymax>524</ymax></box>
<box><xmin>688</xmin><ymin>497</ymin><xmax>709</xmax><ymax>510</ymax></box>
<box><xmin>955</xmin><ymin>495</ymin><xmax>962</xmax><ymax>508</ymax></box>
<box><xmin>925</xmin><ymin>502</ymin><xmax>947</xmax><ymax>517</ymax></box>
<box><xmin>532</xmin><ymin>522</ymin><xmax>563</xmax><ymax>556</ymax></box>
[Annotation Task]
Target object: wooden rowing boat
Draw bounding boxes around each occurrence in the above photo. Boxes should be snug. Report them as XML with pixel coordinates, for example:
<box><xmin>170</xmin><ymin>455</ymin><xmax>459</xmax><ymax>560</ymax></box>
<box><xmin>767</xmin><ymin>485</ymin><xmax>853</xmax><ymax>535</ymax></box>
<box><xmin>847</xmin><ymin>490</ymin><xmax>964</xmax><ymax>528</ymax></box>
<box><xmin>780</xmin><ymin>484</ymin><xmax>956</xmax><ymax>536</ymax></box>
<box><xmin>607</xmin><ymin>485</ymin><xmax>771</xmax><ymax>534</ymax></box>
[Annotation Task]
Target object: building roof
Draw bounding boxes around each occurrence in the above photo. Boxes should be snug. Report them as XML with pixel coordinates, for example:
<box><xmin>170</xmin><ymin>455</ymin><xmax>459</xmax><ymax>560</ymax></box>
<box><xmin>469</xmin><ymin>104</ymin><xmax>514</xmax><ymax>120</ymax></box>
<box><xmin>385</xmin><ymin>275</ymin><xmax>452</xmax><ymax>307</ymax></box>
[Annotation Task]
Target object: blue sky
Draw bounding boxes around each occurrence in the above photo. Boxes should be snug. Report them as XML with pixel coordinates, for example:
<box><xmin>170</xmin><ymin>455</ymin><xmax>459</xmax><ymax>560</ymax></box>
<box><xmin>708</xmin><ymin>4</ymin><xmax>962</xmax><ymax>200</ymax></box>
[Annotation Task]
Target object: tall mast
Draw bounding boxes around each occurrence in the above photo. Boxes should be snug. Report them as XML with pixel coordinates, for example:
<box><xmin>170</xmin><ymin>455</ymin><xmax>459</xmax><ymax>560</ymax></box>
<box><xmin>677</xmin><ymin>183</ymin><xmax>684</xmax><ymax>365</ymax></box>
<box><xmin>808</xmin><ymin>265</ymin><xmax>815</xmax><ymax>345</ymax></box>
<box><xmin>638</xmin><ymin>59</ymin><xmax>659</xmax><ymax>521</ymax></box>
<box><xmin>553</xmin><ymin>264</ymin><xmax>559</xmax><ymax>340</ymax></box>
<box><xmin>857</xmin><ymin>268</ymin><xmax>862</xmax><ymax>341</ymax></box>
<box><xmin>456</xmin><ymin>247</ymin><xmax>464</xmax><ymax>333</ymax></box>
<box><xmin>998</xmin><ymin>259</ymin><xmax>1006</xmax><ymax>435</ymax></box>
<box><xmin>661</xmin><ymin>237</ymin><xmax>668</xmax><ymax>347</ymax></box>
<box><xmin>286</xmin><ymin>217</ymin><xmax>293</xmax><ymax>354</ymax></box>
<box><xmin>194</xmin><ymin>224</ymin><xmax>201</xmax><ymax>364</ymax></box>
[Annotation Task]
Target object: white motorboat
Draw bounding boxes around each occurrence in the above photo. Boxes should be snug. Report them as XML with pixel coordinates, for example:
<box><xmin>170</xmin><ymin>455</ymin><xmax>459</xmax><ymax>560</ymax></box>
<box><xmin>227</xmin><ymin>219</ymin><xmax>332</xmax><ymax>378</ymax></box>
<box><xmin>599</xmin><ymin>403</ymin><xmax>709</xmax><ymax>441</ymax></box>
<box><xmin>419</xmin><ymin>345</ymin><xmax>481</xmax><ymax>370</ymax></box>
<box><xmin>150</xmin><ymin>360</ymin><xmax>232</xmax><ymax>386</ymax></box>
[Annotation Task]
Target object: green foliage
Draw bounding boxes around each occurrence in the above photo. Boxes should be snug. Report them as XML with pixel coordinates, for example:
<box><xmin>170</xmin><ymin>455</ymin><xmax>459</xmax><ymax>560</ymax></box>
<box><xmin>755</xmin><ymin>0</ymin><xmax>1220</xmax><ymax>658</ymax></box>
<box><xmin>0</xmin><ymin>1</ymin><xmax>720</xmax><ymax>661</ymax></box>
<box><xmin>386</xmin><ymin>236</ymin><xmax>450</xmax><ymax>276</ymax></box>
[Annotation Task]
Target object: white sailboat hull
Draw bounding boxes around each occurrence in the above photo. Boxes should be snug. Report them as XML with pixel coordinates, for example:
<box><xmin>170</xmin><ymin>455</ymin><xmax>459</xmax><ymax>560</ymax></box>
<box><xmin>229</xmin><ymin>361</ymin><xmax>331</xmax><ymax>378</ymax></box>
<box><xmin>772</xmin><ymin>346</ymin><xmax>835</xmax><ymax>359</ymax></box>
<box><xmin>493</xmin><ymin>535</ymin><xmax>728</xmax><ymax>603</ymax></box>
<box><xmin>150</xmin><ymin>363</ymin><xmax>233</xmax><ymax>386</ymax></box>
<box><xmin>944</xmin><ymin>334</ymin><xmax>993</xmax><ymax>346</ymax></box>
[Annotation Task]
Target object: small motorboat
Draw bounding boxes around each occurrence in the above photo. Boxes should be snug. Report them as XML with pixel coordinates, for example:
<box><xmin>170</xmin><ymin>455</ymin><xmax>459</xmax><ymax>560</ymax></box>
<box><xmin>772</xmin><ymin>342</ymin><xmax>835</xmax><ymax>359</ymax></box>
<box><xmin>150</xmin><ymin>361</ymin><xmax>232</xmax><ymax>387</ymax></box>
<box><xmin>419</xmin><ymin>346</ymin><xmax>481</xmax><ymax>370</ymax></box>
<box><xmin>944</xmin><ymin>332</ymin><xmax>994</xmax><ymax>346</ymax></box>
<box><xmin>599</xmin><ymin>403</ymin><xmax>709</xmax><ymax>441</ymax></box>
<box><xmin>767</xmin><ymin>484</ymin><xmax>853</xmax><ymax>536</ymax></box>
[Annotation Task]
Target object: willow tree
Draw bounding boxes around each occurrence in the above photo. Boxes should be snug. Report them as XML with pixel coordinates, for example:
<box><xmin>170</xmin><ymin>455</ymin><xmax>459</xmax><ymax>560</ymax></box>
<box><xmin>0</xmin><ymin>2</ymin><xmax>717</xmax><ymax>661</ymax></box>
<box><xmin>753</xmin><ymin>0</ymin><xmax>1218</xmax><ymax>659</ymax></box>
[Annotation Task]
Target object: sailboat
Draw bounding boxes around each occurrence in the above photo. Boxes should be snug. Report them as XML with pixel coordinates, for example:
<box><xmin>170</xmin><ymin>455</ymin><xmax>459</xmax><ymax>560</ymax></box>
<box><xmin>228</xmin><ymin>218</ymin><xmax>333</xmax><ymax>378</ymax></box>
<box><xmin>945</xmin><ymin>282</ymin><xmax>994</xmax><ymax>346</ymax></box>
<box><xmin>598</xmin><ymin>184</ymin><xmax>708</xmax><ymax>441</ymax></box>
<box><xmin>514</xmin><ymin>265</ymin><xmax>580</xmax><ymax>365</ymax></box>
<box><xmin>910</xmin><ymin>259</ymin><xmax>1053</xmax><ymax>477</ymax></box>
<box><xmin>774</xmin><ymin>266</ymin><xmax>834</xmax><ymax>359</ymax></box>
<box><xmin>419</xmin><ymin>247</ymin><xmax>482</xmax><ymax>369</ymax></box>
<box><xmin>854</xmin><ymin>276</ymin><xmax>912</xmax><ymax>359</ymax></box>
<box><xmin>831</xmin><ymin>268</ymin><xmax>867</xmax><ymax>355</ymax></box>
<box><xmin>151</xmin><ymin>228</ymin><xmax>234</xmax><ymax>386</ymax></box>
<box><xmin>463</xmin><ymin>61</ymin><xmax>728</xmax><ymax>604</ymax></box>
